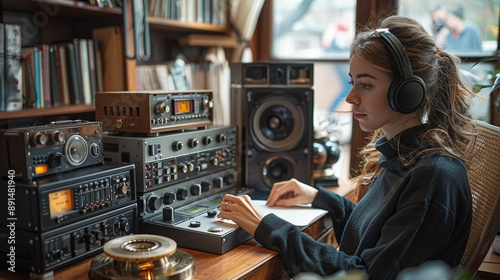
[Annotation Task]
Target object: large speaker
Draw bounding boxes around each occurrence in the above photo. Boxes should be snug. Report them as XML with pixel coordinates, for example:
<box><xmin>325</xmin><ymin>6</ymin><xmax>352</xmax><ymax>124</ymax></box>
<box><xmin>231</xmin><ymin>62</ymin><xmax>314</xmax><ymax>192</ymax></box>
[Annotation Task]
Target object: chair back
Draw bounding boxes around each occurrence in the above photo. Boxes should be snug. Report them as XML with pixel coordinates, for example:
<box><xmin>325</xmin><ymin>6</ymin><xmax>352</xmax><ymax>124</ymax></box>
<box><xmin>459</xmin><ymin>121</ymin><xmax>500</xmax><ymax>276</ymax></box>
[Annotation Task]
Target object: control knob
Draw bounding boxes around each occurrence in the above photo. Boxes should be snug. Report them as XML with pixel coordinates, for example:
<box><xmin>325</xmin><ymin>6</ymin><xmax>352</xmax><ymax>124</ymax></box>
<box><xmin>190</xmin><ymin>184</ymin><xmax>201</xmax><ymax>196</ymax></box>
<box><xmin>52</xmin><ymin>131</ymin><xmax>65</xmax><ymax>143</ymax></box>
<box><xmin>176</xmin><ymin>188</ymin><xmax>188</xmax><ymax>201</ymax></box>
<box><xmin>201</xmin><ymin>181</ymin><xmax>211</xmax><ymax>192</ymax></box>
<box><xmin>83</xmin><ymin>232</ymin><xmax>97</xmax><ymax>245</ymax></box>
<box><xmin>117</xmin><ymin>183</ymin><xmax>129</xmax><ymax>195</ymax></box>
<box><xmin>33</xmin><ymin>132</ymin><xmax>48</xmax><ymax>146</ymax></box>
<box><xmin>49</xmin><ymin>153</ymin><xmax>64</xmax><ymax>168</ymax></box>
<box><xmin>188</xmin><ymin>138</ymin><xmax>199</xmax><ymax>148</ymax></box>
<box><xmin>163</xmin><ymin>192</ymin><xmax>175</xmax><ymax>205</ymax></box>
<box><xmin>90</xmin><ymin>143</ymin><xmax>100</xmax><ymax>158</ymax></box>
<box><xmin>217</xmin><ymin>134</ymin><xmax>226</xmax><ymax>143</ymax></box>
<box><xmin>213</xmin><ymin>177</ymin><xmax>224</xmax><ymax>188</ymax></box>
<box><xmin>147</xmin><ymin>194</ymin><xmax>162</xmax><ymax>211</ymax></box>
<box><xmin>203</xmin><ymin>136</ymin><xmax>212</xmax><ymax>145</ymax></box>
<box><xmin>178</xmin><ymin>163</ymin><xmax>188</xmax><ymax>173</ymax></box>
<box><xmin>119</xmin><ymin>218</ymin><xmax>130</xmax><ymax>232</ymax></box>
<box><xmin>156</xmin><ymin>102</ymin><xmax>170</xmax><ymax>115</ymax></box>
<box><xmin>172</xmin><ymin>141</ymin><xmax>183</xmax><ymax>151</ymax></box>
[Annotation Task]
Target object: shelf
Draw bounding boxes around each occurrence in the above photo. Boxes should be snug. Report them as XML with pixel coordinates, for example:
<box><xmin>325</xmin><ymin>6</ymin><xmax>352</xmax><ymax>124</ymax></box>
<box><xmin>2</xmin><ymin>0</ymin><xmax>122</xmax><ymax>17</ymax></box>
<box><xmin>0</xmin><ymin>105</ymin><xmax>95</xmax><ymax>120</ymax></box>
<box><xmin>149</xmin><ymin>17</ymin><xmax>228</xmax><ymax>34</ymax></box>
<box><xmin>178</xmin><ymin>33</ymin><xmax>239</xmax><ymax>48</ymax></box>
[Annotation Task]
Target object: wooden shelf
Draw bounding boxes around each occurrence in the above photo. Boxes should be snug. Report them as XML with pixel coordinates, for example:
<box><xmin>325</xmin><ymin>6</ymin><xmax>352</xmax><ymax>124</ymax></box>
<box><xmin>0</xmin><ymin>105</ymin><xmax>95</xmax><ymax>120</ymax></box>
<box><xmin>149</xmin><ymin>17</ymin><xmax>228</xmax><ymax>34</ymax></box>
<box><xmin>1</xmin><ymin>0</ymin><xmax>122</xmax><ymax>17</ymax></box>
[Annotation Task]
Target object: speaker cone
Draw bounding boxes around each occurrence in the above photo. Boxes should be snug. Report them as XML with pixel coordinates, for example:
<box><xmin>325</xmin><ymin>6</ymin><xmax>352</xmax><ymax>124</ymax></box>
<box><xmin>65</xmin><ymin>134</ymin><xmax>89</xmax><ymax>166</ymax></box>
<box><xmin>250</xmin><ymin>95</ymin><xmax>305</xmax><ymax>152</ymax></box>
<box><xmin>261</xmin><ymin>154</ymin><xmax>296</xmax><ymax>186</ymax></box>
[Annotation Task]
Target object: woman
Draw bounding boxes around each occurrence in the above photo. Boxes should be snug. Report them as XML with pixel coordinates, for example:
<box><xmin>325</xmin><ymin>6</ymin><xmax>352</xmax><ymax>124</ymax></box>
<box><xmin>218</xmin><ymin>15</ymin><xmax>475</xmax><ymax>279</ymax></box>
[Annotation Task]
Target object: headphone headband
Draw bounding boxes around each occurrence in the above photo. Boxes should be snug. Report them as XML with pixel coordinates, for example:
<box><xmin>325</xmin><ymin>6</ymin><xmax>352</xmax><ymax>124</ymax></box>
<box><xmin>375</xmin><ymin>28</ymin><xmax>415</xmax><ymax>81</ymax></box>
<box><xmin>373</xmin><ymin>28</ymin><xmax>426</xmax><ymax>114</ymax></box>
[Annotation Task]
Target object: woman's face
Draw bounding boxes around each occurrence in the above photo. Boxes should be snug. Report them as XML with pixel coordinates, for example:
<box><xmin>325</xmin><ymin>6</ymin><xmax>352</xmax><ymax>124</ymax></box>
<box><xmin>346</xmin><ymin>54</ymin><xmax>419</xmax><ymax>139</ymax></box>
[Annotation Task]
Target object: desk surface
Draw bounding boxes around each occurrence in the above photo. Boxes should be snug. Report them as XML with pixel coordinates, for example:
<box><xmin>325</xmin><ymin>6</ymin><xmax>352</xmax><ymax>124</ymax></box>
<box><xmin>0</xmin><ymin>240</ymin><xmax>286</xmax><ymax>280</ymax></box>
<box><xmin>0</xmin><ymin>217</ymin><xmax>333</xmax><ymax>280</ymax></box>
<box><xmin>2</xmin><ymin>183</ymin><xmax>498</xmax><ymax>279</ymax></box>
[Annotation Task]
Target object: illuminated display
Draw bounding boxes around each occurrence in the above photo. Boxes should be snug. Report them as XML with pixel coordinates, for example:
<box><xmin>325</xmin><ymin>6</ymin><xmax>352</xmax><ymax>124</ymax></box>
<box><xmin>207</xmin><ymin>197</ymin><xmax>222</xmax><ymax>206</ymax></box>
<box><xmin>49</xmin><ymin>189</ymin><xmax>74</xmax><ymax>217</ymax></box>
<box><xmin>174</xmin><ymin>100</ymin><xmax>193</xmax><ymax>114</ymax></box>
<box><xmin>184</xmin><ymin>205</ymin><xmax>209</xmax><ymax>215</ymax></box>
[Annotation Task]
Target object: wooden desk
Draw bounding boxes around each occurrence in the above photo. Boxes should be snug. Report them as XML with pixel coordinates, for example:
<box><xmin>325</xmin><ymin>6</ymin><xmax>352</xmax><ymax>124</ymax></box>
<box><xmin>0</xmin><ymin>210</ymin><xmax>333</xmax><ymax>280</ymax></box>
<box><xmin>477</xmin><ymin>246</ymin><xmax>500</xmax><ymax>279</ymax></box>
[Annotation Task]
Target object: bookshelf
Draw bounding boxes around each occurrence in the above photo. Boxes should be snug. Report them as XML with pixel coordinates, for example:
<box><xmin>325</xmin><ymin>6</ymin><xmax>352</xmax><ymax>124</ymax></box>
<box><xmin>0</xmin><ymin>0</ymin><xmax>231</xmax><ymax>128</ymax></box>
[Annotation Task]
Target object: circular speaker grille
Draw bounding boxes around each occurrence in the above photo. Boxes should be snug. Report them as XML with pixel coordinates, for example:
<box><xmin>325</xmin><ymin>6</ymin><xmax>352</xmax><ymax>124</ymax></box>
<box><xmin>65</xmin><ymin>134</ymin><xmax>89</xmax><ymax>166</ymax></box>
<box><xmin>261</xmin><ymin>154</ymin><xmax>296</xmax><ymax>187</ymax></box>
<box><xmin>250</xmin><ymin>96</ymin><xmax>305</xmax><ymax>152</ymax></box>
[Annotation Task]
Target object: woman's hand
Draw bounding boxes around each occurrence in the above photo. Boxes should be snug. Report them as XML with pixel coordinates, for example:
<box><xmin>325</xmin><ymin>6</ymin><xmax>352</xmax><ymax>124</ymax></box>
<box><xmin>266</xmin><ymin>178</ymin><xmax>318</xmax><ymax>207</ymax></box>
<box><xmin>217</xmin><ymin>194</ymin><xmax>264</xmax><ymax>236</ymax></box>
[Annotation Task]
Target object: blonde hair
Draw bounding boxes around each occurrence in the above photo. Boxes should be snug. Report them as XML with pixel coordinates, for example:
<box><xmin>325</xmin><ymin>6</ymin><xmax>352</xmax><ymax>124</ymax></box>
<box><xmin>350</xmin><ymin>16</ymin><xmax>476</xmax><ymax>201</ymax></box>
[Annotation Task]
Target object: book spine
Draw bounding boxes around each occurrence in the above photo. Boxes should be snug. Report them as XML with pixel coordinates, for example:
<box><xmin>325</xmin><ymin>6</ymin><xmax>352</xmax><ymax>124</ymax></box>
<box><xmin>49</xmin><ymin>45</ymin><xmax>62</xmax><ymax>106</ymax></box>
<box><xmin>87</xmin><ymin>39</ymin><xmax>97</xmax><ymax>104</ymax></box>
<box><xmin>65</xmin><ymin>42</ymin><xmax>81</xmax><ymax>105</ymax></box>
<box><xmin>21</xmin><ymin>47</ymin><xmax>36</xmax><ymax>109</ymax></box>
<box><xmin>79</xmin><ymin>39</ymin><xmax>92</xmax><ymax>105</ymax></box>
<box><xmin>72</xmin><ymin>38</ymin><xmax>83</xmax><ymax>104</ymax></box>
<box><xmin>58</xmin><ymin>44</ymin><xmax>71</xmax><ymax>105</ymax></box>
<box><xmin>33</xmin><ymin>47</ymin><xmax>42</xmax><ymax>108</ymax></box>
<box><xmin>41</xmin><ymin>44</ymin><xmax>51</xmax><ymax>107</ymax></box>
<box><xmin>5</xmin><ymin>24</ymin><xmax>23</xmax><ymax>111</ymax></box>
<box><xmin>0</xmin><ymin>23</ymin><xmax>5</xmax><ymax>112</ymax></box>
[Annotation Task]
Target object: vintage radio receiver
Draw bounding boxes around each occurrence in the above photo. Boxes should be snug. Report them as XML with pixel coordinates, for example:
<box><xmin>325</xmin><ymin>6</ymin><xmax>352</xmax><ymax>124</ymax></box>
<box><xmin>139</xmin><ymin>187</ymin><xmax>253</xmax><ymax>254</ymax></box>
<box><xmin>95</xmin><ymin>90</ymin><xmax>214</xmax><ymax>134</ymax></box>
<box><xmin>0</xmin><ymin>163</ymin><xmax>136</xmax><ymax>232</ymax></box>
<box><xmin>1</xmin><ymin>120</ymin><xmax>104</xmax><ymax>182</ymax></box>
<box><xmin>103</xmin><ymin>126</ymin><xmax>237</xmax><ymax>193</ymax></box>
<box><xmin>138</xmin><ymin>168</ymin><xmax>239</xmax><ymax>220</ymax></box>
<box><xmin>0</xmin><ymin>203</ymin><xmax>137</xmax><ymax>278</ymax></box>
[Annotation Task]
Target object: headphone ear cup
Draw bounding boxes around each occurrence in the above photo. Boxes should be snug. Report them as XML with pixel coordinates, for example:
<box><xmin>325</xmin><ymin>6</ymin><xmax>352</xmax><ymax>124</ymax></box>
<box><xmin>388</xmin><ymin>77</ymin><xmax>426</xmax><ymax>114</ymax></box>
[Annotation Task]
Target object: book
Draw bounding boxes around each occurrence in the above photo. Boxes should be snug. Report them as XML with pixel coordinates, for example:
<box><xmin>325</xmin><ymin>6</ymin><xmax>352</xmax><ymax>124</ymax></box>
<box><xmin>5</xmin><ymin>24</ymin><xmax>23</xmax><ymax>111</ymax></box>
<box><xmin>33</xmin><ymin>45</ymin><xmax>42</xmax><ymax>108</ymax></box>
<box><xmin>21</xmin><ymin>46</ymin><xmax>37</xmax><ymax>108</ymax></box>
<box><xmin>57</xmin><ymin>44</ymin><xmax>71</xmax><ymax>105</ymax></box>
<box><xmin>39</xmin><ymin>43</ymin><xmax>51</xmax><ymax>107</ymax></box>
<box><xmin>0</xmin><ymin>23</ymin><xmax>5</xmax><ymax>111</ymax></box>
<box><xmin>94</xmin><ymin>42</ymin><xmax>104</xmax><ymax>92</ymax></box>
<box><xmin>92</xmin><ymin>26</ymin><xmax>125</xmax><ymax>91</ymax></box>
<box><xmin>72</xmin><ymin>38</ymin><xmax>84</xmax><ymax>104</ymax></box>
<box><xmin>87</xmin><ymin>39</ymin><xmax>97</xmax><ymax>104</ymax></box>
<box><xmin>60</xmin><ymin>42</ymin><xmax>82</xmax><ymax>105</ymax></box>
<box><xmin>78</xmin><ymin>38</ymin><xmax>92</xmax><ymax>105</ymax></box>
<box><xmin>49</xmin><ymin>45</ymin><xmax>62</xmax><ymax>106</ymax></box>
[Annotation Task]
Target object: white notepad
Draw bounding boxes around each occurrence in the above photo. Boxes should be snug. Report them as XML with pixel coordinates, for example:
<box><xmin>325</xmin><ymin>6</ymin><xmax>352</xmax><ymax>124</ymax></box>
<box><xmin>252</xmin><ymin>200</ymin><xmax>328</xmax><ymax>226</ymax></box>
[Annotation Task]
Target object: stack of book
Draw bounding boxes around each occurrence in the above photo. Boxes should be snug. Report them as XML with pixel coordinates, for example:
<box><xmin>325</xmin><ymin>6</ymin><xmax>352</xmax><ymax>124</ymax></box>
<box><xmin>21</xmin><ymin>38</ymin><xmax>103</xmax><ymax>109</ymax></box>
<box><xmin>148</xmin><ymin>0</ymin><xmax>227</xmax><ymax>26</ymax></box>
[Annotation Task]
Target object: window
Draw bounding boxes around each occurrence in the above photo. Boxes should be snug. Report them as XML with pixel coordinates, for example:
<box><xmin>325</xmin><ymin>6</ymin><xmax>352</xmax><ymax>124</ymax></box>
<box><xmin>271</xmin><ymin>0</ymin><xmax>357</xmax><ymax>60</ymax></box>
<box><xmin>399</xmin><ymin>0</ymin><xmax>500</xmax><ymax>122</ymax></box>
<box><xmin>398</xmin><ymin>0</ymin><xmax>500</xmax><ymax>56</ymax></box>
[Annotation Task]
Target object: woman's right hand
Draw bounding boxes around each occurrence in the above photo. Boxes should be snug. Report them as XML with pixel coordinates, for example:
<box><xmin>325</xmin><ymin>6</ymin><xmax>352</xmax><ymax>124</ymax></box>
<box><xmin>266</xmin><ymin>178</ymin><xmax>318</xmax><ymax>207</ymax></box>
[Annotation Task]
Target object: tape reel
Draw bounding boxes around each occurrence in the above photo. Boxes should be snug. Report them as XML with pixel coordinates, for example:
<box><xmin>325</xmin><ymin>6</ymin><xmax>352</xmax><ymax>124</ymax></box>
<box><xmin>89</xmin><ymin>234</ymin><xmax>195</xmax><ymax>280</ymax></box>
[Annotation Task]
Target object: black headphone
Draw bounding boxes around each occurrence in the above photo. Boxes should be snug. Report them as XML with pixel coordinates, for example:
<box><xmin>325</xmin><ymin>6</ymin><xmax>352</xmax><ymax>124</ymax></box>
<box><xmin>375</xmin><ymin>28</ymin><xmax>426</xmax><ymax>114</ymax></box>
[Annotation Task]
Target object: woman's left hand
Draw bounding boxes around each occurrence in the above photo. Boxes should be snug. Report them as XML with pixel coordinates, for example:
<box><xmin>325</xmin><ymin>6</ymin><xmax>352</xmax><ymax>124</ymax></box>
<box><xmin>217</xmin><ymin>194</ymin><xmax>264</xmax><ymax>236</ymax></box>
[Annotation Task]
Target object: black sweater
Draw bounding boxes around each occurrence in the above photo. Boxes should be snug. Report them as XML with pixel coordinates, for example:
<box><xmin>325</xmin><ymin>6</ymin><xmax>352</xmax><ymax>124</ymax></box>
<box><xmin>254</xmin><ymin>125</ymin><xmax>472</xmax><ymax>279</ymax></box>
